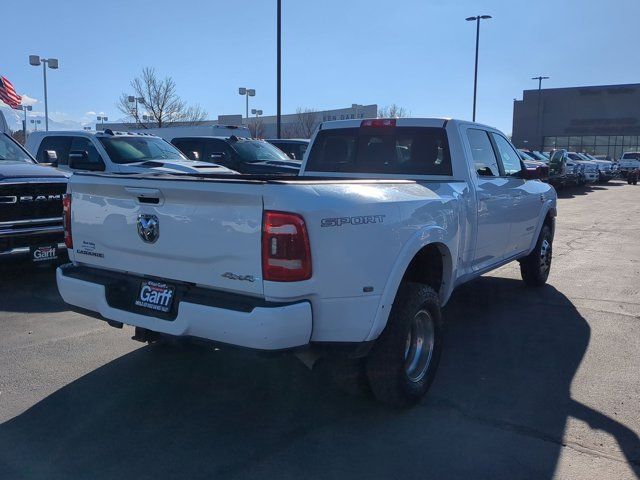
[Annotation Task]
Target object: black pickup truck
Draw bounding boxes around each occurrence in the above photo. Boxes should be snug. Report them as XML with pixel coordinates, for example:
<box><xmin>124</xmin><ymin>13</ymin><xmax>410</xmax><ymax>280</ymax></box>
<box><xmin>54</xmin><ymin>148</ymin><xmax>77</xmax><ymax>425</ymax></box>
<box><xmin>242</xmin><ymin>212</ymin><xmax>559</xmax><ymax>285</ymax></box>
<box><xmin>0</xmin><ymin>131</ymin><xmax>68</xmax><ymax>263</ymax></box>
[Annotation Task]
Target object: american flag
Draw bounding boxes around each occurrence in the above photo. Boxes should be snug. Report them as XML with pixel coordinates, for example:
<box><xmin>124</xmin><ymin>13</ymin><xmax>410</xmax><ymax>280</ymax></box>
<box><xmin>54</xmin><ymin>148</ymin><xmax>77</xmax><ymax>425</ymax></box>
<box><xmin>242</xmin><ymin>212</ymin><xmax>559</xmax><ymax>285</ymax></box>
<box><xmin>0</xmin><ymin>76</ymin><xmax>22</xmax><ymax>109</ymax></box>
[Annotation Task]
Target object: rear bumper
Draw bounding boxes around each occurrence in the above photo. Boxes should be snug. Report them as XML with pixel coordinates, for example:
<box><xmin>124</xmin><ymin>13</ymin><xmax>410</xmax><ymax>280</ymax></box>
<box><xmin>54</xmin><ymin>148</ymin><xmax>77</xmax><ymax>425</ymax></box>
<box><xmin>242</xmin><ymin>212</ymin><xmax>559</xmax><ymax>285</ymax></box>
<box><xmin>56</xmin><ymin>264</ymin><xmax>312</xmax><ymax>350</ymax></box>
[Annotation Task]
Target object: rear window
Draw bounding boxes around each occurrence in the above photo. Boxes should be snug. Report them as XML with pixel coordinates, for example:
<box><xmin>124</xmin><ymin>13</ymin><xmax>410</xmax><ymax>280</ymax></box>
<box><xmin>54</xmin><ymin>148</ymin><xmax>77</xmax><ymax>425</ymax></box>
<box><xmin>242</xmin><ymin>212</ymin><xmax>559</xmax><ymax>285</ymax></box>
<box><xmin>621</xmin><ymin>152</ymin><xmax>640</xmax><ymax>160</ymax></box>
<box><xmin>306</xmin><ymin>127</ymin><xmax>452</xmax><ymax>175</ymax></box>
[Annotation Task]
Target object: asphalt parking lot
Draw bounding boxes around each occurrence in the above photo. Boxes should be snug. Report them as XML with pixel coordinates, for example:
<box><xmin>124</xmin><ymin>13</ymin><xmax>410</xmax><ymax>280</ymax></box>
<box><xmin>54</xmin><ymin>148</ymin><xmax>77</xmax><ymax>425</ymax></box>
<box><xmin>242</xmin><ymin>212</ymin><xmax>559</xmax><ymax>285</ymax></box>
<box><xmin>0</xmin><ymin>180</ymin><xmax>639</xmax><ymax>480</ymax></box>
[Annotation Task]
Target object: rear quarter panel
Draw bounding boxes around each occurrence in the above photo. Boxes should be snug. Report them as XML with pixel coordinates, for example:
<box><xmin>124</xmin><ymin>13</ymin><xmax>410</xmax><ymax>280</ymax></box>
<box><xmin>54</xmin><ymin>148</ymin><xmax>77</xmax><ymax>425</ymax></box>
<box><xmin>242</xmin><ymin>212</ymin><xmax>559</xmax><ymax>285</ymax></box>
<box><xmin>262</xmin><ymin>180</ymin><xmax>468</xmax><ymax>342</ymax></box>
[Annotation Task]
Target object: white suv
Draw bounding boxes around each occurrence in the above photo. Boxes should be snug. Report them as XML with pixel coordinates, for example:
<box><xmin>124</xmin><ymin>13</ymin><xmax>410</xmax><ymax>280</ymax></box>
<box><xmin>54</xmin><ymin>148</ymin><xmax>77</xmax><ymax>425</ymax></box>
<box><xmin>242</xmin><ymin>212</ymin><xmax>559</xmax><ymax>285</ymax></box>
<box><xmin>25</xmin><ymin>130</ymin><xmax>236</xmax><ymax>175</ymax></box>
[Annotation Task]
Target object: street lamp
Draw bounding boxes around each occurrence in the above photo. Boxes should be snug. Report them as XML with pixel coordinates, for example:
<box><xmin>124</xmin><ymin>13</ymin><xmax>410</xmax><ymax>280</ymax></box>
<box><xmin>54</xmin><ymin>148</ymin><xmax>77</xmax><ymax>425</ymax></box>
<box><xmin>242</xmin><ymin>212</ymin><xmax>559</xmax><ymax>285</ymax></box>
<box><xmin>532</xmin><ymin>76</ymin><xmax>549</xmax><ymax>151</ymax></box>
<box><xmin>18</xmin><ymin>105</ymin><xmax>32</xmax><ymax>139</ymax></box>
<box><xmin>83</xmin><ymin>126</ymin><xmax>92</xmax><ymax>131</ymax></box>
<box><xmin>465</xmin><ymin>15</ymin><xmax>491</xmax><ymax>122</ymax></box>
<box><xmin>30</xmin><ymin>119</ymin><xmax>42</xmax><ymax>131</ymax></box>
<box><xmin>97</xmin><ymin>115</ymin><xmax>108</xmax><ymax>128</ymax></box>
<box><xmin>29</xmin><ymin>55</ymin><xmax>59</xmax><ymax>131</ymax></box>
<box><xmin>127</xmin><ymin>95</ymin><xmax>145</xmax><ymax>122</ymax></box>
<box><xmin>251</xmin><ymin>108</ymin><xmax>263</xmax><ymax>119</ymax></box>
<box><xmin>238</xmin><ymin>87</ymin><xmax>255</xmax><ymax>124</ymax></box>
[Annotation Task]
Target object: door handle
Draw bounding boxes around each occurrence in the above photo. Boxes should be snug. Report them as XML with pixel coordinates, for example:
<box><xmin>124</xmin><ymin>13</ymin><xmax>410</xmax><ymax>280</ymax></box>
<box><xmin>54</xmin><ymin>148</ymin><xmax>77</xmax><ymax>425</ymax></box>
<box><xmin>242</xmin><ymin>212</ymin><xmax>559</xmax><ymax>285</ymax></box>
<box><xmin>124</xmin><ymin>187</ymin><xmax>164</xmax><ymax>205</ymax></box>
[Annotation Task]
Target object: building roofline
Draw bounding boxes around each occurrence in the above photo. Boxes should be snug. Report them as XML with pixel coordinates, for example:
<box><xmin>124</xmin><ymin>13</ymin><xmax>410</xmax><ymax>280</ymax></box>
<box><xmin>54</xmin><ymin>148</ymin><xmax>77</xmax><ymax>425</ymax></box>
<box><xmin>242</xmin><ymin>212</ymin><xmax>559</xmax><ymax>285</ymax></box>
<box><xmin>522</xmin><ymin>82</ymin><xmax>640</xmax><ymax>94</ymax></box>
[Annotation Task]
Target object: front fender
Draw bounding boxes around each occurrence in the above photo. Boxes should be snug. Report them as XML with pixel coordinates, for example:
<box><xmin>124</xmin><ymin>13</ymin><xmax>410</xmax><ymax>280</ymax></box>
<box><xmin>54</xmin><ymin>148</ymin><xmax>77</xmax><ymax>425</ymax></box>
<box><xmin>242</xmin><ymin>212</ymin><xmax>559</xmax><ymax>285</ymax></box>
<box><xmin>364</xmin><ymin>226</ymin><xmax>456</xmax><ymax>342</ymax></box>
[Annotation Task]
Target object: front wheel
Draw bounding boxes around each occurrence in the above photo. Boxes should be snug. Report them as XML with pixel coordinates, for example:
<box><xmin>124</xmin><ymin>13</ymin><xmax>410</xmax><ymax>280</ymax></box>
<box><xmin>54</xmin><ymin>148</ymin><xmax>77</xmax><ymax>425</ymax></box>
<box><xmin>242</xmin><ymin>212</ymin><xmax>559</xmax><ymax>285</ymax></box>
<box><xmin>366</xmin><ymin>283</ymin><xmax>443</xmax><ymax>408</ymax></box>
<box><xmin>520</xmin><ymin>224</ymin><xmax>553</xmax><ymax>286</ymax></box>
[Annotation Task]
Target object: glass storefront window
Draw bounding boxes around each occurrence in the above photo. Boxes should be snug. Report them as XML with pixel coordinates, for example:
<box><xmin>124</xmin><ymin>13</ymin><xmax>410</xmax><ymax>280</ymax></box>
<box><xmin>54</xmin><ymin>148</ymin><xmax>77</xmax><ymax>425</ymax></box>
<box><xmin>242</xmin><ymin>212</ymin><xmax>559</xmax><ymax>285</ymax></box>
<box><xmin>555</xmin><ymin>136</ymin><xmax>569</xmax><ymax>148</ymax></box>
<box><xmin>594</xmin><ymin>146</ymin><xmax>609</xmax><ymax>156</ymax></box>
<box><xmin>581</xmin><ymin>136</ymin><xmax>595</xmax><ymax>147</ymax></box>
<box><xmin>596</xmin><ymin>136</ymin><xmax>609</xmax><ymax>145</ymax></box>
<box><xmin>569</xmin><ymin>136</ymin><xmax>582</xmax><ymax>148</ymax></box>
<box><xmin>624</xmin><ymin>136</ymin><xmax>637</xmax><ymax>146</ymax></box>
<box><xmin>544</xmin><ymin>137</ymin><xmax>556</xmax><ymax>148</ymax></box>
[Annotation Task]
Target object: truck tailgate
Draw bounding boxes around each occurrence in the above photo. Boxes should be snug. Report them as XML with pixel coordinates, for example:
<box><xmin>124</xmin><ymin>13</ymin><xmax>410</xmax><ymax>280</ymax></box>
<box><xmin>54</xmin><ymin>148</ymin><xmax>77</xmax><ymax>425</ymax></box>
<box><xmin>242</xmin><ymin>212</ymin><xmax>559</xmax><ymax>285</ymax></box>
<box><xmin>69</xmin><ymin>175</ymin><xmax>264</xmax><ymax>296</ymax></box>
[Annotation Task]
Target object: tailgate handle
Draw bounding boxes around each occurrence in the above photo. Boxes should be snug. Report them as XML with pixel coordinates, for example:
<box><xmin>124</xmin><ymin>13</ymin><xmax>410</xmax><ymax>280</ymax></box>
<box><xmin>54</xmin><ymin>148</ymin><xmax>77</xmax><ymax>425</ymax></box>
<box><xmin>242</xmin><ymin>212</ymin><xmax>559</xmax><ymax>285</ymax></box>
<box><xmin>124</xmin><ymin>187</ymin><xmax>164</xmax><ymax>205</ymax></box>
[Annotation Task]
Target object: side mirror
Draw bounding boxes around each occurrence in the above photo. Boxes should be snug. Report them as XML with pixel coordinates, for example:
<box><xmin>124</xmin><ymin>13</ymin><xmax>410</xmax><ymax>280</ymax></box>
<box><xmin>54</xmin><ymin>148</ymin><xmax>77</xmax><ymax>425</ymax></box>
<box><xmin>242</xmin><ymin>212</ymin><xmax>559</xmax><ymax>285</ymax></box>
<box><xmin>287</xmin><ymin>152</ymin><xmax>296</xmax><ymax>160</ymax></box>
<box><xmin>45</xmin><ymin>150</ymin><xmax>58</xmax><ymax>167</ymax></box>
<box><xmin>69</xmin><ymin>150</ymin><xmax>105</xmax><ymax>171</ymax></box>
<box><xmin>190</xmin><ymin>151</ymin><xmax>200</xmax><ymax>161</ymax></box>
<box><xmin>522</xmin><ymin>165</ymin><xmax>549</xmax><ymax>180</ymax></box>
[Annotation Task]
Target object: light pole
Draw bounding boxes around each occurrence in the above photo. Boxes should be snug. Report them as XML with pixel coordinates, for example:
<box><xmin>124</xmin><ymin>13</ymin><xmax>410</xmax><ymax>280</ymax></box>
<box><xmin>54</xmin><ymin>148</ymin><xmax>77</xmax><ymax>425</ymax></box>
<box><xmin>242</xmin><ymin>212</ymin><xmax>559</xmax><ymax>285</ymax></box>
<box><xmin>30</xmin><ymin>119</ymin><xmax>42</xmax><ymax>131</ymax></box>
<box><xmin>83</xmin><ymin>126</ymin><xmax>92</xmax><ymax>131</ymax></box>
<box><xmin>28</xmin><ymin>55</ymin><xmax>59</xmax><ymax>131</ymax></box>
<box><xmin>238</xmin><ymin>88</ymin><xmax>256</xmax><ymax>124</ymax></box>
<box><xmin>97</xmin><ymin>115</ymin><xmax>108</xmax><ymax>128</ymax></box>
<box><xmin>251</xmin><ymin>108</ymin><xmax>263</xmax><ymax>138</ymax></box>
<box><xmin>127</xmin><ymin>95</ymin><xmax>145</xmax><ymax>123</ymax></box>
<box><xmin>532</xmin><ymin>76</ymin><xmax>549</xmax><ymax>152</ymax></box>
<box><xmin>277</xmin><ymin>0</ymin><xmax>282</xmax><ymax>139</ymax></box>
<box><xmin>19</xmin><ymin>105</ymin><xmax>32</xmax><ymax>139</ymax></box>
<box><xmin>465</xmin><ymin>15</ymin><xmax>491</xmax><ymax>122</ymax></box>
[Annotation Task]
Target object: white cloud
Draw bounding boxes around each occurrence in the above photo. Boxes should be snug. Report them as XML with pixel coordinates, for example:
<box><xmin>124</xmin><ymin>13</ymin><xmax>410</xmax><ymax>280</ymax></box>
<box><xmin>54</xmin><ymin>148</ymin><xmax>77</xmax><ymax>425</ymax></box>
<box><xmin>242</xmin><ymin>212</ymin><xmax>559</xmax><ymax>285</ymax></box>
<box><xmin>19</xmin><ymin>94</ymin><xmax>38</xmax><ymax>106</ymax></box>
<box><xmin>85</xmin><ymin>110</ymin><xmax>96</xmax><ymax>116</ymax></box>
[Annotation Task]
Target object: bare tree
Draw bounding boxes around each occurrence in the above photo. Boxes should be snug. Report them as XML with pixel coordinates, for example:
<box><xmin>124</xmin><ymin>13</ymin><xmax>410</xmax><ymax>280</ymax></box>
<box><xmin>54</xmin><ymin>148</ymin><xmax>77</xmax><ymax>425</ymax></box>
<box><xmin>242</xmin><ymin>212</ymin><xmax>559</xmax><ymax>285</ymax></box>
<box><xmin>10</xmin><ymin>129</ymin><xmax>25</xmax><ymax>145</ymax></box>
<box><xmin>281</xmin><ymin>122</ymin><xmax>301</xmax><ymax>139</ymax></box>
<box><xmin>248</xmin><ymin>117</ymin><xmax>265</xmax><ymax>138</ymax></box>
<box><xmin>378</xmin><ymin>104</ymin><xmax>409</xmax><ymax>118</ymax></box>
<box><xmin>294</xmin><ymin>107</ymin><xmax>319</xmax><ymax>138</ymax></box>
<box><xmin>117</xmin><ymin>67</ymin><xmax>207</xmax><ymax>128</ymax></box>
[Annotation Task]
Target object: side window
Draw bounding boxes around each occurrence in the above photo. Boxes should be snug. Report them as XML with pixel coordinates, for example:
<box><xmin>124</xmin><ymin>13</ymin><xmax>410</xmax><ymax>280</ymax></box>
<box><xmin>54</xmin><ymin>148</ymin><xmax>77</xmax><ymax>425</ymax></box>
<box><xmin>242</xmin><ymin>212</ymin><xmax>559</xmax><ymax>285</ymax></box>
<box><xmin>36</xmin><ymin>136</ymin><xmax>72</xmax><ymax>165</ymax></box>
<box><xmin>172</xmin><ymin>139</ymin><xmax>203</xmax><ymax>161</ymax></box>
<box><xmin>491</xmin><ymin>134</ymin><xmax>522</xmax><ymax>176</ymax></box>
<box><xmin>70</xmin><ymin>137</ymin><xmax>103</xmax><ymax>166</ymax></box>
<box><xmin>467</xmin><ymin>129</ymin><xmax>500</xmax><ymax>177</ymax></box>
<box><xmin>205</xmin><ymin>139</ymin><xmax>234</xmax><ymax>164</ymax></box>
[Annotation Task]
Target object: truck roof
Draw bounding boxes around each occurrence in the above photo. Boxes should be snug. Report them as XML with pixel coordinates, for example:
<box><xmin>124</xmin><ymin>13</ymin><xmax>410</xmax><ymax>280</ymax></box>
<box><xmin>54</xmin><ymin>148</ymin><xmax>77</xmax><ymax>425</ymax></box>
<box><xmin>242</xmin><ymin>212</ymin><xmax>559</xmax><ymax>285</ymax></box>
<box><xmin>318</xmin><ymin>117</ymin><xmax>497</xmax><ymax>131</ymax></box>
<box><xmin>28</xmin><ymin>129</ymin><xmax>161</xmax><ymax>139</ymax></box>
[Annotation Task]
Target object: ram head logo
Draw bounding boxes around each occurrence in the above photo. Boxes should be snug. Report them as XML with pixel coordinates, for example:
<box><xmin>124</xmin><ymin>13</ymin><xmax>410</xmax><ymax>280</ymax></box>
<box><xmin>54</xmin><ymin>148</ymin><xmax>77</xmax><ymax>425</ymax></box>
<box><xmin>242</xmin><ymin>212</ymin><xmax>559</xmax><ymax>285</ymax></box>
<box><xmin>137</xmin><ymin>214</ymin><xmax>159</xmax><ymax>243</ymax></box>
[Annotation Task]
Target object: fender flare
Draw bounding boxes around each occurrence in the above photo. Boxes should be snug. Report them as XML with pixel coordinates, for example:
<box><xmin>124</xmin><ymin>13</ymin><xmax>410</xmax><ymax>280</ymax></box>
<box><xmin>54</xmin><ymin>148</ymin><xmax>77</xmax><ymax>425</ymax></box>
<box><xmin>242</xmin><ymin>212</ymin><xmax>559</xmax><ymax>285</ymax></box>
<box><xmin>526</xmin><ymin>200</ymin><xmax>557</xmax><ymax>254</ymax></box>
<box><xmin>364</xmin><ymin>226</ymin><xmax>455</xmax><ymax>342</ymax></box>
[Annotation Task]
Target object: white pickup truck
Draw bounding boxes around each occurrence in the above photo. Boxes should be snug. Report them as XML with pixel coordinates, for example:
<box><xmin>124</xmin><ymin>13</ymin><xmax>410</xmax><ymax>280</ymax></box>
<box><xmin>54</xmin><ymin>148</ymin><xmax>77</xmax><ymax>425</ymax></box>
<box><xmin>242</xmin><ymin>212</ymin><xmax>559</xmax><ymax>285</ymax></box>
<box><xmin>57</xmin><ymin>118</ymin><xmax>557</xmax><ymax>407</ymax></box>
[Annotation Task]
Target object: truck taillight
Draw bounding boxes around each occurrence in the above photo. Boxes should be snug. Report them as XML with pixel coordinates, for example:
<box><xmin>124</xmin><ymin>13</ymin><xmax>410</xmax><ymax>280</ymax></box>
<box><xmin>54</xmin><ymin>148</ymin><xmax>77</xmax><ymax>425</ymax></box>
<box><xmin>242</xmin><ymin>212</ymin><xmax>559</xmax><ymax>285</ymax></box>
<box><xmin>63</xmin><ymin>194</ymin><xmax>72</xmax><ymax>249</ymax></box>
<box><xmin>262</xmin><ymin>211</ymin><xmax>311</xmax><ymax>282</ymax></box>
<box><xmin>361</xmin><ymin>118</ymin><xmax>396</xmax><ymax>128</ymax></box>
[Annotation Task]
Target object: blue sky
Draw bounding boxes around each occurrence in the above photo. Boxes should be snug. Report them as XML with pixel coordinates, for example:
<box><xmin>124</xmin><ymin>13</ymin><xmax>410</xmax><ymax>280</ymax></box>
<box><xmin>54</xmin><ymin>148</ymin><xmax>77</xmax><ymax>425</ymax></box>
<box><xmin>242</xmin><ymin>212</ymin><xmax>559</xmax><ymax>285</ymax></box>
<box><xmin>1</xmin><ymin>0</ymin><xmax>639</xmax><ymax>133</ymax></box>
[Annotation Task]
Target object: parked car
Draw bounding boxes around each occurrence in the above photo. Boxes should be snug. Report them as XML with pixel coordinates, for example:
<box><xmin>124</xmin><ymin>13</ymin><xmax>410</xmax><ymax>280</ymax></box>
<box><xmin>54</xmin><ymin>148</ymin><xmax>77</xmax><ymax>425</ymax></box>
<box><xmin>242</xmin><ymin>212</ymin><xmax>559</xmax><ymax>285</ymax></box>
<box><xmin>266</xmin><ymin>139</ymin><xmax>309</xmax><ymax>161</ymax></box>
<box><xmin>25</xmin><ymin>130</ymin><xmax>236</xmax><ymax>175</ymax></box>
<box><xmin>170</xmin><ymin>136</ymin><xmax>301</xmax><ymax>174</ymax></box>
<box><xmin>619</xmin><ymin>152</ymin><xmax>640</xmax><ymax>176</ymax></box>
<box><xmin>0</xmin><ymin>130</ymin><xmax>68</xmax><ymax>263</ymax></box>
<box><xmin>567</xmin><ymin>152</ymin><xmax>599</xmax><ymax>184</ymax></box>
<box><xmin>578</xmin><ymin>153</ymin><xmax>614</xmax><ymax>182</ymax></box>
<box><xmin>57</xmin><ymin>118</ymin><xmax>556</xmax><ymax>407</ymax></box>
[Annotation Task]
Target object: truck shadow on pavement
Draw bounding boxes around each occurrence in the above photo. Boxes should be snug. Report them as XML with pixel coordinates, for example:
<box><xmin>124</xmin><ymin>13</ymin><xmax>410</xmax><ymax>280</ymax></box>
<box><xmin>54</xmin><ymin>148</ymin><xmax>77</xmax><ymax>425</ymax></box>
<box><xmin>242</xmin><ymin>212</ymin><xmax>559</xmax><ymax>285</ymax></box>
<box><xmin>0</xmin><ymin>277</ymin><xmax>638</xmax><ymax>480</ymax></box>
<box><xmin>0</xmin><ymin>263</ymin><xmax>67</xmax><ymax>314</ymax></box>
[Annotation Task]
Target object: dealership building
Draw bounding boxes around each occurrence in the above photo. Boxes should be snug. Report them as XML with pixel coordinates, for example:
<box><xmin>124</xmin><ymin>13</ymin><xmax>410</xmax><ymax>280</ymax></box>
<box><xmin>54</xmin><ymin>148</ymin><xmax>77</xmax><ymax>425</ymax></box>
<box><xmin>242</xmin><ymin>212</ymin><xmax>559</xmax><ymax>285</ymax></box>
<box><xmin>512</xmin><ymin>83</ymin><xmax>640</xmax><ymax>159</ymax></box>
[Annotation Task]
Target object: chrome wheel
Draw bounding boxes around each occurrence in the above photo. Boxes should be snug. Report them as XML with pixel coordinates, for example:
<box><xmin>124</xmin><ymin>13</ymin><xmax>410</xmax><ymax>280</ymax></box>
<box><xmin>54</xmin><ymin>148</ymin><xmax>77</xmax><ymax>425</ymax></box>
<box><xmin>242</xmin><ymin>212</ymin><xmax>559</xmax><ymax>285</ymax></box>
<box><xmin>540</xmin><ymin>237</ymin><xmax>552</xmax><ymax>274</ymax></box>
<box><xmin>403</xmin><ymin>309</ymin><xmax>435</xmax><ymax>383</ymax></box>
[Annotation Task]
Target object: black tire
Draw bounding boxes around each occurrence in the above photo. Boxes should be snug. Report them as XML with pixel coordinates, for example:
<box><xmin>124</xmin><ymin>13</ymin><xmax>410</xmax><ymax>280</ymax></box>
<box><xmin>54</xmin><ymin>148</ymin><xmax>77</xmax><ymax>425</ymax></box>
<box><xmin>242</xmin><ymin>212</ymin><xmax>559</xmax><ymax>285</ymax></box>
<box><xmin>520</xmin><ymin>224</ymin><xmax>553</xmax><ymax>287</ymax></box>
<box><xmin>366</xmin><ymin>282</ymin><xmax>443</xmax><ymax>408</ymax></box>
